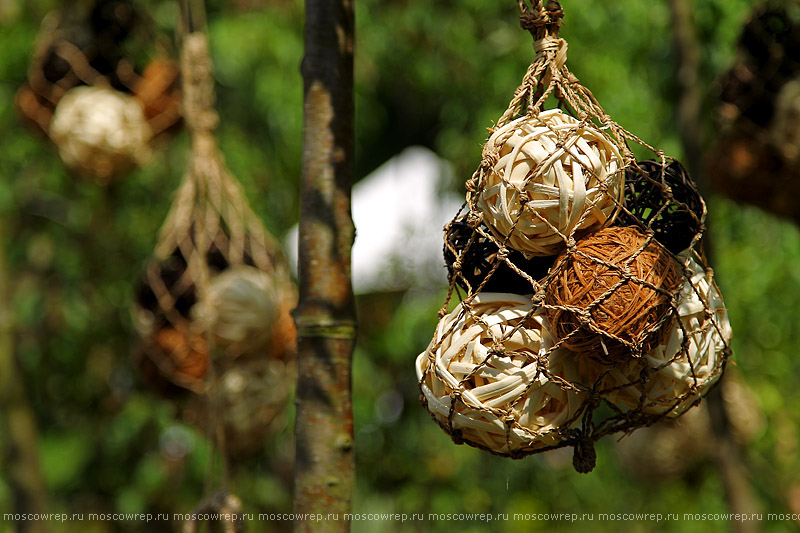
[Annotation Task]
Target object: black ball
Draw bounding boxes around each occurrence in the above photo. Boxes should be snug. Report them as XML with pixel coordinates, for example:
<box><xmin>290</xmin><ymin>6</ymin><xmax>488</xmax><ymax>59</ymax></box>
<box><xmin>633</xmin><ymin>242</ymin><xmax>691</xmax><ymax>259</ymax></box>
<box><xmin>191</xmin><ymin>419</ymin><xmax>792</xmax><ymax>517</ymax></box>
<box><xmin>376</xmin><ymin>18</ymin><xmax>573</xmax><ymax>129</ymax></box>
<box><xmin>444</xmin><ymin>217</ymin><xmax>555</xmax><ymax>294</ymax></box>
<box><xmin>616</xmin><ymin>159</ymin><xmax>704</xmax><ymax>255</ymax></box>
<box><xmin>135</xmin><ymin>249</ymin><xmax>197</xmax><ymax>322</ymax></box>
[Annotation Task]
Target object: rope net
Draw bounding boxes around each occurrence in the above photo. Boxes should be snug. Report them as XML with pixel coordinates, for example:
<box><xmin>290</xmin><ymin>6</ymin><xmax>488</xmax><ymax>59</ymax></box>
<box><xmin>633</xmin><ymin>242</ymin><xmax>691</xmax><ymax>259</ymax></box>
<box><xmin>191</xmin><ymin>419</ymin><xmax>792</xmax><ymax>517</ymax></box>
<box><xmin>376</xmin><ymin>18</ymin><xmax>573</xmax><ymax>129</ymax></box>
<box><xmin>417</xmin><ymin>0</ymin><xmax>732</xmax><ymax>472</ymax></box>
<box><xmin>15</xmin><ymin>0</ymin><xmax>181</xmax><ymax>182</ymax></box>
<box><xmin>131</xmin><ymin>28</ymin><xmax>296</xmax><ymax>457</ymax></box>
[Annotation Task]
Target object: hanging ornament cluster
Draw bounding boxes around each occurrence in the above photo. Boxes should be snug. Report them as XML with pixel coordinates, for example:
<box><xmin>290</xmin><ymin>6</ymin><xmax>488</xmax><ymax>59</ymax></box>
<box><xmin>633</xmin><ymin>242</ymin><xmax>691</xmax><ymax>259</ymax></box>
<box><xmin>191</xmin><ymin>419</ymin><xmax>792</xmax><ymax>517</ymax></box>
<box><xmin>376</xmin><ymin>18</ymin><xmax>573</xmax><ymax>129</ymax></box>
<box><xmin>417</xmin><ymin>0</ymin><xmax>732</xmax><ymax>472</ymax></box>
<box><xmin>131</xmin><ymin>26</ymin><xmax>296</xmax><ymax>456</ymax></box>
<box><xmin>15</xmin><ymin>0</ymin><xmax>181</xmax><ymax>182</ymax></box>
<box><xmin>707</xmin><ymin>0</ymin><xmax>800</xmax><ymax>223</ymax></box>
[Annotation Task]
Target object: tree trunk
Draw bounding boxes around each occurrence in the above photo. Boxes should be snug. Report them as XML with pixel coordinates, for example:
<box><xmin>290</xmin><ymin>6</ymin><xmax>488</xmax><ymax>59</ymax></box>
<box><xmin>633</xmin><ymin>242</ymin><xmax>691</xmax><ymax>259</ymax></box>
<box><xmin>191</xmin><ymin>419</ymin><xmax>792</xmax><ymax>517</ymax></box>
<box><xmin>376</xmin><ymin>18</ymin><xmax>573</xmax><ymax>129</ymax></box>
<box><xmin>0</xmin><ymin>220</ymin><xmax>48</xmax><ymax>533</ymax></box>
<box><xmin>293</xmin><ymin>0</ymin><xmax>356</xmax><ymax>530</ymax></box>
<box><xmin>669</xmin><ymin>2</ymin><xmax>760</xmax><ymax>531</ymax></box>
<box><xmin>668</xmin><ymin>0</ymin><xmax>704</xmax><ymax>179</ymax></box>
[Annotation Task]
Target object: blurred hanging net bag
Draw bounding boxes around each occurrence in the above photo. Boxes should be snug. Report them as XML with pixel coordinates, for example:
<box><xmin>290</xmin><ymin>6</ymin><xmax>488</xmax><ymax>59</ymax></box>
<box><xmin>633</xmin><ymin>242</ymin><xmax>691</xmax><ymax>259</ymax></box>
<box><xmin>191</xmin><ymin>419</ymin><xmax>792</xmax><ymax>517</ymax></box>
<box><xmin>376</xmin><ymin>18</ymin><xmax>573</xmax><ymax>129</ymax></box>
<box><xmin>417</xmin><ymin>0</ymin><xmax>732</xmax><ymax>472</ymax></box>
<box><xmin>15</xmin><ymin>0</ymin><xmax>181</xmax><ymax>182</ymax></box>
<box><xmin>132</xmin><ymin>24</ymin><xmax>296</xmax><ymax>456</ymax></box>
<box><xmin>707</xmin><ymin>1</ymin><xmax>800</xmax><ymax>223</ymax></box>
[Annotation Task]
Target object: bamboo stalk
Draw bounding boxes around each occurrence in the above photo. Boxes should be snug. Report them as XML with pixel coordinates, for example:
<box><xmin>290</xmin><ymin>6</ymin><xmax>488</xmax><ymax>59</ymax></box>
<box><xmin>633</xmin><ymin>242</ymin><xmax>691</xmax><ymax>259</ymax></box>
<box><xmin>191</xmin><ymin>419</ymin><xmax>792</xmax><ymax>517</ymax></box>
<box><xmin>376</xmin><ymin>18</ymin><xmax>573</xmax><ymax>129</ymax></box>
<box><xmin>293</xmin><ymin>0</ymin><xmax>357</xmax><ymax>529</ymax></box>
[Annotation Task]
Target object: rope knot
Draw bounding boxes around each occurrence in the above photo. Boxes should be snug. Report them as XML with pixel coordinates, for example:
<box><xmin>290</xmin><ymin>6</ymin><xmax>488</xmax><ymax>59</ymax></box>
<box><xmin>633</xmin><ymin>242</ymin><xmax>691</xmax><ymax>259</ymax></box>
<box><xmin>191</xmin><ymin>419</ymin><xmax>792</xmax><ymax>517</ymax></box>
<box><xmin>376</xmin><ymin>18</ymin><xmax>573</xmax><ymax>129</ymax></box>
<box><xmin>572</xmin><ymin>436</ymin><xmax>596</xmax><ymax>473</ymax></box>
<box><xmin>520</xmin><ymin>0</ymin><xmax>564</xmax><ymax>38</ymax></box>
<box><xmin>566</xmin><ymin>236</ymin><xmax>577</xmax><ymax>251</ymax></box>
<box><xmin>533</xmin><ymin>36</ymin><xmax>561</xmax><ymax>54</ymax></box>
<box><xmin>566</xmin><ymin>72</ymin><xmax>581</xmax><ymax>85</ymax></box>
<box><xmin>531</xmin><ymin>288</ymin><xmax>546</xmax><ymax>306</ymax></box>
<box><xmin>533</xmin><ymin>36</ymin><xmax>568</xmax><ymax>70</ymax></box>
<box><xmin>483</xmin><ymin>151</ymin><xmax>499</xmax><ymax>169</ymax></box>
<box><xmin>466</xmin><ymin>211</ymin><xmax>483</xmax><ymax>228</ymax></box>
<box><xmin>490</xmin><ymin>343</ymin><xmax>506</xmax><ymax>357</ymax></box>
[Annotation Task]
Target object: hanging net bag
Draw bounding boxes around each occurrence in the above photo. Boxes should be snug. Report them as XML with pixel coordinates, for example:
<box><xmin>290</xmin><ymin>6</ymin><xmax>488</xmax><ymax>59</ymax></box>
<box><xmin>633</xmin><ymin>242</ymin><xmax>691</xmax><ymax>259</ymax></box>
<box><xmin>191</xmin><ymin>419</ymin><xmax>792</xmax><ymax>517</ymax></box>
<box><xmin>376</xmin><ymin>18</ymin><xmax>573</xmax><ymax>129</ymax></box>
<box><xmin>417</xmin><ymin>0</ymin><xmax>732</xmax><ymax>472</ymax></box>
<box><xmin>707</xmin><ymin>1</ymin><xmax>800</xmax><ymax>223</ymax></box>
<box><xmin>15</xmin><ymin>0</ymin><xmax>181</xmax><ymax>183</ymax></box>
<box><xmin>131</xmin><ymin>19</ymin><xmax>296</xmax><ymax>457</ymax></box>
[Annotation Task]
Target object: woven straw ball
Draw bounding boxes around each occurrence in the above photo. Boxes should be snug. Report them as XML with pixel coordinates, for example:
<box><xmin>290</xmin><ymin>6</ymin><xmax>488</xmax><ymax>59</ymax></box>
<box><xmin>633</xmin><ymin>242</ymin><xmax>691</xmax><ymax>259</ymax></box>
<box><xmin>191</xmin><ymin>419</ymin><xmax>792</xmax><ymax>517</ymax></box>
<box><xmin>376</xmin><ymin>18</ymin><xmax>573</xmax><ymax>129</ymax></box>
<box><xmin>191</xmin><ymin>265</ymin><xmax>281</xmax><ymax>357</ymax></box>
<box><xmin>416</xmin><ymin>293</ymin><xmax>586</xmax><ymax>456</ymax></box>
<box><xmin>471</xmin><ymin>109</ymin><xmax>624</xmax><ymax>257</ymax></box>
<box><xmin>600</xmin><ymin>254</ymin><xmax>731</xmax><ymax>417</ymax></box>
<box><xmin>545</xmin><ymin>226</ymin><xmax>682</xmax><ymax>362</ymax></box>
<box><xmin>615</xmin><ymin>159</ymin><xmax>704</xmax><ymax>255</ymax></box>
<box><xmin>49</xmin><ymin>85</ymin><xmax>152</xmax><ymax>182</ymax></box>
<box><xmin>444</xmin><ymin>216</ymin><xmax>555</xmax><ymax>295</ymax></box>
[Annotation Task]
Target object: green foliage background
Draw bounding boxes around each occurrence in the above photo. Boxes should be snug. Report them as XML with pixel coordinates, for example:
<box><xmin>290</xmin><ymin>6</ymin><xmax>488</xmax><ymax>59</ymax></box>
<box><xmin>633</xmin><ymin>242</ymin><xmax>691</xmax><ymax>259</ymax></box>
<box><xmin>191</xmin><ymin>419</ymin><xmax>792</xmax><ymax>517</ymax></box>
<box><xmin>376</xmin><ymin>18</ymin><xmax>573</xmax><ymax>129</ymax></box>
<box><xmin>1</xmin><ymin>0</ymin><xmax>800</xmax><ymax>531</ymax></box>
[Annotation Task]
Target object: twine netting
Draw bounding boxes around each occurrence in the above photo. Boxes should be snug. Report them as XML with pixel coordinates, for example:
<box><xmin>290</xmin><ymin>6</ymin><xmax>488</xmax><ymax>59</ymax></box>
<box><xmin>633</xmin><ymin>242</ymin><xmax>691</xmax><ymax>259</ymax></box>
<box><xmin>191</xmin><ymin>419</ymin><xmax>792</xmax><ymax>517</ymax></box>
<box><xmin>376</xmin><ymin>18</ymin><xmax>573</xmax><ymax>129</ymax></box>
<box><xmin>132</xmin><ymin>29</ymin><xmax>296</xmax><ymax>455</ymax></box>
<box><xmin>15</xmin><ymin>0</ymin><xmax>181</xmax><ymax>182</ymax></box>
<box><xmin>418</xmin><ymin>0</ymin><xmax>731</xmax><ymax>472</ymax></box>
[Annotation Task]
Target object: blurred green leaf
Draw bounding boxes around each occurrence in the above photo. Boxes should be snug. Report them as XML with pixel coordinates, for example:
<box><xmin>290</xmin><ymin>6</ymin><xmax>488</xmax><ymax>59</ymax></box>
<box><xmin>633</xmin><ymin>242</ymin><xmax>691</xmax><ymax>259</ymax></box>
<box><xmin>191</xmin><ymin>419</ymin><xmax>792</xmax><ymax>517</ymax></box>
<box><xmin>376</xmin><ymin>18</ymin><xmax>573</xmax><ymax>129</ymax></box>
<box><xmin>39</xmin><ymin>431</ymin><xmax>93</xmax><ymax>491</ymax></box>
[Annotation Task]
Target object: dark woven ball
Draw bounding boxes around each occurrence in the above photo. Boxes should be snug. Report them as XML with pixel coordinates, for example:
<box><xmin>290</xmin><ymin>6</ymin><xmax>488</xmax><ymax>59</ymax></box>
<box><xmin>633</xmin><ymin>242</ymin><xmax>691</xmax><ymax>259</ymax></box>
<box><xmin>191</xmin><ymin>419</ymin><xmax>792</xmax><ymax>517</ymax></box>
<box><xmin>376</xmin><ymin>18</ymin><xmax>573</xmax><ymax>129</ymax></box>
<box><xmin>615</xmin><ymin>159</ymin><xmax>704</xmax><ymax>255</ymax></box>
<box><xmin>135</xmin><ymin>248</ymin><xmax>197</xmax><ymax>327</ymax></box>
<box><xmin>444</xmin><ymin>216</ymin><xmax>555</xmax><ymax>294</ymax></box>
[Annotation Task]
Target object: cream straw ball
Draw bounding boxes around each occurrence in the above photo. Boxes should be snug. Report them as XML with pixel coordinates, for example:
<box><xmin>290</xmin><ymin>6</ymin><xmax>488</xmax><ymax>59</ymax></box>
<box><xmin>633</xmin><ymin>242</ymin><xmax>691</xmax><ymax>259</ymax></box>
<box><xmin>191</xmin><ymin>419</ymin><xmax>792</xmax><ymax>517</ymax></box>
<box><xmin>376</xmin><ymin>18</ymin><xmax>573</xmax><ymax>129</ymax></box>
<box><xmin>471</xmin><ymin>109</ymin><xmax>624</xmax><ymax>256</ymax></box>
<box><xmin>191</xmin><ymin>265</ymin><xmax>280</xmax><ymax>357</ymax></box>
<box><xmin>49</xmin><ymin>85</ymin><xmax>153</xmax><ymax>181</ymax></box>
<box><xmin>416</xmin><ymin>292</ymin><xmax>587</xmax><ymax>456</ymax></box>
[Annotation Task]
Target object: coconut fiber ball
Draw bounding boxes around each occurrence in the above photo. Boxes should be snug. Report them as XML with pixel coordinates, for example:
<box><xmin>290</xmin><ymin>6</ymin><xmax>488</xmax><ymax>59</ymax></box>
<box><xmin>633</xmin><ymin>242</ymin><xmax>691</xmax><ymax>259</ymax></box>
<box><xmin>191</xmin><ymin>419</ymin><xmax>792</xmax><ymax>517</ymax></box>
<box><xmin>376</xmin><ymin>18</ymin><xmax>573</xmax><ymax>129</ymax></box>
<box><xmin>133</xmin><ymin>326</ymin><xmax>209</xmax><ymax>396</ymax></box>
<box><xmin>471</xmin><ymin>109</ymin><xmax>624</xmax><ymax>257</ymax></box>
<box><xmin>416</xmin><ymin>293</ymin><xmax>586</xmax><ymax>456</ymax></box>
<box><xmin>545</xmin><ymin>226</ymin><xmax>682</xmax><ymax>362</ymax></box>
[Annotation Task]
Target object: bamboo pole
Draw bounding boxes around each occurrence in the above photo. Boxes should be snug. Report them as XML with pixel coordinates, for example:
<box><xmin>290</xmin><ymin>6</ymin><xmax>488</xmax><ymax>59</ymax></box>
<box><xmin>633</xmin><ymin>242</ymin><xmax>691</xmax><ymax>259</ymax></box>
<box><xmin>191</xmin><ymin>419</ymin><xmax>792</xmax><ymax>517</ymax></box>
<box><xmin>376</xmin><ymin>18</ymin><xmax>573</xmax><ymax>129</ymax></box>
<box><xmin>293</xmin><ymin>0</ymin><xmax>357</xmax><ymax>529</ymax></box>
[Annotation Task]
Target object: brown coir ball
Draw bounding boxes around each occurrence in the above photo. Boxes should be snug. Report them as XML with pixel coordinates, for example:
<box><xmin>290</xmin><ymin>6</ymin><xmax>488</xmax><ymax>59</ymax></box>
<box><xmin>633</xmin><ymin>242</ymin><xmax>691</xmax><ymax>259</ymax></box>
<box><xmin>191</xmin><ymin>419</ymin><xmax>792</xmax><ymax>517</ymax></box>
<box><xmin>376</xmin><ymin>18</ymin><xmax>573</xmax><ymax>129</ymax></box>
<box><xmin>134</xmin><ymin>327</ymin><xmax>209</xmax><ymax>396</ymax></box>
<box><xmin>545</xmin><ymin>226</ymin><xmax>682</xmax><ymax>362</ymax></box>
